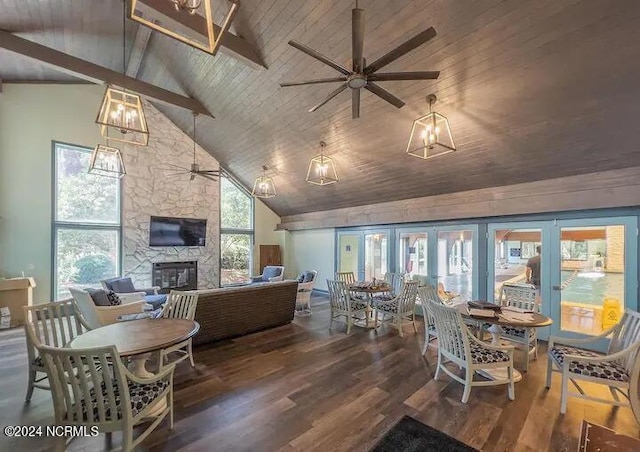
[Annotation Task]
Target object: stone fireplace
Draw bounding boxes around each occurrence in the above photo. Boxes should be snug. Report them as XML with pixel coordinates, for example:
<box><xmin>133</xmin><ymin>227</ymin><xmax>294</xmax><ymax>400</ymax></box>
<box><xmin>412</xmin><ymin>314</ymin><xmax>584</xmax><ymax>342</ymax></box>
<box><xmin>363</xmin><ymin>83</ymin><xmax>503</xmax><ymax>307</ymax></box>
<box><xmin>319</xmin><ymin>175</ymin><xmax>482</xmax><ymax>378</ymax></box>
<box><xmin>152</xmin><ymin>261</ymin><xmax>198</xmax><ymax>294</ymax></box>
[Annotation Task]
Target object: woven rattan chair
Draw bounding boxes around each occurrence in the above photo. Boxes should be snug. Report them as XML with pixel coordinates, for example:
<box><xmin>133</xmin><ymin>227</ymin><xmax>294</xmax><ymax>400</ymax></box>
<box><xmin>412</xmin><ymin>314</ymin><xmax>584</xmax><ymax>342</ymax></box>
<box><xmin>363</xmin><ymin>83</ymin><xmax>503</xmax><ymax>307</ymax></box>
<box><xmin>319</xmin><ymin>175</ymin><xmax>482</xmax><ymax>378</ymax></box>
<box><xmin>159</xmin><ymin>291</ymin><xmax>199</xmax><ymax>369</ymax></box>
<box><xmin>327</xmin><ymin>279</ymin><xmax>367</xmax><ymax>334</ymax></box>
<box><xmin>39</xmin><ymin>344</ymin><xmax>174</xmax><ymax>452</ymax></box>
<box><xmin>23</xmin><ymin>299</ymin><xmax>91</xmax><ymax>402</ymax></box>
<box><xmin>546</xmin><ymin>309</ymin><xmax>640</xmax><ymax>417</ymax></box>
<box><xmin>429</xmin><ymin>299</ymin><xmax>515</xmax><ymax>403</ymax></box>
<box><xmin>497</xmin><ymin>283</ymin><xmax>539</xmax><ymax>371</ymax></box>
<box><xmin>374</xmin><ymin>281</ymin><xmax>419</xmax><ymax>337</ymax></box>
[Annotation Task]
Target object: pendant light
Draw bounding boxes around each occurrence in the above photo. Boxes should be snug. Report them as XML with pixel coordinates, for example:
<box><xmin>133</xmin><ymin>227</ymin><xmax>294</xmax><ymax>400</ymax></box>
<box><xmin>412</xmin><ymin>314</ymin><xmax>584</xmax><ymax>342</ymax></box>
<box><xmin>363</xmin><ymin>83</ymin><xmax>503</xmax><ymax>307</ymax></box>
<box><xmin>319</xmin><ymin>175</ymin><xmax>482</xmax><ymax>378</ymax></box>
<box><xmin>252</xmin><ymin>166</ymin><xmax>276</xmax><ymax>198</ymax></box>
<box><xmin>130</xmin><ymin>0</ymin><xmax>239</xmax><ymax>56</ymax></box>
<box><xmin>88</xmin><ymin>130</ymin><xmax>126</xmax><ymax>178</ymax></box>
<box><xmin>306</xmin><ymin>141</ymin><xmax>338</xmax><ymax>186</ymax></box>
<box><xmin>406</xmin><ymin>94</ymin><xmax>455</xmax><ymax>160</ymax></box>
<box><xmin>96</xmin><ymin>0</ymin><xmax>149</xmax><ymax>146</ymax></box>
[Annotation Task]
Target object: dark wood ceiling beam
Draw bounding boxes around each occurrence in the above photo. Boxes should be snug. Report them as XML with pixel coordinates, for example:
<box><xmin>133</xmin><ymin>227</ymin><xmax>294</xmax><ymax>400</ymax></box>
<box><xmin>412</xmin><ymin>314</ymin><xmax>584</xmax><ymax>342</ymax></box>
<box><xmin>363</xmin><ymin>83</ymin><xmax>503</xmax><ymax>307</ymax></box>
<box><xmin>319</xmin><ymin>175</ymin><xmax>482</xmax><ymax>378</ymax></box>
<box><xmin>136</xmin><ymin>0</ymin><xmax>267</xmax><ymax>69</ymax></box>
<box><xmin>0</xmin><ymin>30</ymin><xmax>213</xmax><ymax>117</ymax></box>
<box><xmin>126</xmin><ymin>24</ymin><xmax>153</xmax><ymax>78</ymax></box>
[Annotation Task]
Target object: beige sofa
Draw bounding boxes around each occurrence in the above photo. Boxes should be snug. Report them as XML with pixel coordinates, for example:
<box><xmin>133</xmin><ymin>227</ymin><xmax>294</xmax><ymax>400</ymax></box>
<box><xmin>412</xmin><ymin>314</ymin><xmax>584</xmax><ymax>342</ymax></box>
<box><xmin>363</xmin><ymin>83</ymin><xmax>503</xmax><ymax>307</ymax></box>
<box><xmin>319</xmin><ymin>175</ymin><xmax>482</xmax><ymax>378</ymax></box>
<box><xmin>192</xmin><ymin>280</ymin><xmax>298</xmax><ymax>346</ymax></box>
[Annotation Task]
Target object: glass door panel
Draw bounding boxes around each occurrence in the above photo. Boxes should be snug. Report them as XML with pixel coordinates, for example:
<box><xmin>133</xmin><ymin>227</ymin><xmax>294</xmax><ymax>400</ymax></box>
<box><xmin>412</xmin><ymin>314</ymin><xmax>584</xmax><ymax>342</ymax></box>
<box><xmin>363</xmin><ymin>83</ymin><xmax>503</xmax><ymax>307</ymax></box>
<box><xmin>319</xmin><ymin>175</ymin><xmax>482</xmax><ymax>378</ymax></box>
<box><xmin>398</xmin><ymin>231</ymin><xmax>428</xmax><ymax>284</ymax></box>
<box><xmin>558</xmin><ymin>225</ymin><xmax>626</xmax><ymax>336</ymax></box>
<box><xmin>364</xmin><ymin>232</ymin><xmax>389</xmax><ymax>281</ymax></box>
<box><xmin>492</xmin><ymin>228</ymin><xmax>542</xmax><ymax>302</ymax></box>
<box><xmin>436</xmin><ymin>229</ymin><xmax>474</xmax><ymax>301</ymax></box>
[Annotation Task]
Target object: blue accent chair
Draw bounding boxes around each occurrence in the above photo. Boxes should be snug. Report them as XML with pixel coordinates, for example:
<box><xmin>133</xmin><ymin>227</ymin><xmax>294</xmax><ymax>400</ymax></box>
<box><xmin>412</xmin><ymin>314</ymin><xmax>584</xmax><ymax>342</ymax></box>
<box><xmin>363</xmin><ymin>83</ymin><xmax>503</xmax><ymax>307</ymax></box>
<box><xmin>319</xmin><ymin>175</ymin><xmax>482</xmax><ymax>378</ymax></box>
<box><xmin>101</xmin><ymin>277</ymin><xmax>167</xmax><ymax>310</ymax></box>
<box><xmin>250</xmin><ymin>266</ymin><xmax>285</xmax><ymax>284</ymax></box>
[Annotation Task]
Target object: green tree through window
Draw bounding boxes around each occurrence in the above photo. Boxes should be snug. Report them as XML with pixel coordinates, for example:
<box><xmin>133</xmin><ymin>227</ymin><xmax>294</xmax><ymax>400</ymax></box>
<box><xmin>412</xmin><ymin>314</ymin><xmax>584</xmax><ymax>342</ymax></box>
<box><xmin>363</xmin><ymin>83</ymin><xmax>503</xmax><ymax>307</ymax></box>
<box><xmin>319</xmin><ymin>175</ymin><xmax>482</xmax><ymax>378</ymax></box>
<box><xmin>220</xmin><ymin>177</ymin><xmax>253</xmax><ymax>285</ymax></box>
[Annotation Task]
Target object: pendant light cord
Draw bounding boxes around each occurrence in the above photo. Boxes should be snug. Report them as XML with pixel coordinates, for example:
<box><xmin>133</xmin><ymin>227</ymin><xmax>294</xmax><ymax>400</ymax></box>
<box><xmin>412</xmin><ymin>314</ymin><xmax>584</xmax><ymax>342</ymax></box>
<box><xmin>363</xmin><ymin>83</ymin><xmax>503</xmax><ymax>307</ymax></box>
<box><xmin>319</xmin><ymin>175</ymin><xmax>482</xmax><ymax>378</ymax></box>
<box><xmin>193</xmin><ymin>113</ymin><xmax>197</xmax><ymax>165</ymax></box>
<box><xmin>122</xmin><ymin>0</ymin><xmax>126</xmax><ymax>90</ymax></box>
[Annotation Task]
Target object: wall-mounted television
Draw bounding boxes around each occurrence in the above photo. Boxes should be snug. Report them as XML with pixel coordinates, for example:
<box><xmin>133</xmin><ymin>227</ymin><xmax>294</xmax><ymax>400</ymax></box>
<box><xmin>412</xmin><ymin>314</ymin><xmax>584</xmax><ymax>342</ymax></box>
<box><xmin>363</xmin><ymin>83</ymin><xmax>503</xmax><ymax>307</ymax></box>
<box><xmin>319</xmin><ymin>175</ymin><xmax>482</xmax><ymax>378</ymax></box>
<box><xmin>149</xmin><ymin>216</ymin><xmax>207</xmax><ymax>247</ymax></box>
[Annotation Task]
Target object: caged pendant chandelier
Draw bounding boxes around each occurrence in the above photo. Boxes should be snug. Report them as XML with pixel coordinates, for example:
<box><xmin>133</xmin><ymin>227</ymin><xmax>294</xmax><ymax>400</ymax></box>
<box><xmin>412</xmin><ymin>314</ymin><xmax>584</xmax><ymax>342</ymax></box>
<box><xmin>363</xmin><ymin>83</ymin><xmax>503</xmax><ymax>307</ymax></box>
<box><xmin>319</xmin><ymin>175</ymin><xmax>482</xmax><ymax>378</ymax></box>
<box><xmin>306</xmin><ymin>141</ymin><xmax>338</xmax><ymax>186</ymax></box>
<box><xmin>130</xmin><ymin>0</ymin><xmax>239</xmax><ymax>56</ymax></box>
<box><xmin>88</xmin><ymin>130</ymin><xmax>126</xmax><ymax>178</ymax></box>
<box><xmin>406</xmin><ymin>94</ymin><xmax>455</xmax><ymax>160</ymax></box>
<box><xmin>96</xmin><ymin>0</ymin><xmax>149</xmax><ymax>146</ymax></box>
<box><xmin>252</xmin><ymin>166</ymin><xmax>277</xmax><ymax>198</ymax></box>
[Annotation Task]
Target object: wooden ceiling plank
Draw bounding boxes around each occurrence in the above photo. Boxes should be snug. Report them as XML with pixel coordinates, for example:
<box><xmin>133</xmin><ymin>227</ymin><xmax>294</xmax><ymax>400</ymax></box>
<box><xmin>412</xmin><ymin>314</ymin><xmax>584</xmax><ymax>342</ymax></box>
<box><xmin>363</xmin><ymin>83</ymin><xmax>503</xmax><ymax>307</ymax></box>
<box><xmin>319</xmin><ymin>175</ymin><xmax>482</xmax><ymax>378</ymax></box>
<box><xmin>0</xmin><ymin>30</ymin><xmax>213</xmax><ymax>117</ymax></box>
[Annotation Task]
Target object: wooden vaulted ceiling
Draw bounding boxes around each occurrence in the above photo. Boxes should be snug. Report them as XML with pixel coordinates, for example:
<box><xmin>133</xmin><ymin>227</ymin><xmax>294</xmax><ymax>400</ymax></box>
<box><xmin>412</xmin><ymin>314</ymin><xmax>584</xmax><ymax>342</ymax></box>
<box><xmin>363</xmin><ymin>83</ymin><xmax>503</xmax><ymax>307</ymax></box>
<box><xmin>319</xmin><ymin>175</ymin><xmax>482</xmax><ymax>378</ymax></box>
<box><xmin>2</xmin><ymin>0</ymin><xmax>640</xmax><ymax>217</ymax></box>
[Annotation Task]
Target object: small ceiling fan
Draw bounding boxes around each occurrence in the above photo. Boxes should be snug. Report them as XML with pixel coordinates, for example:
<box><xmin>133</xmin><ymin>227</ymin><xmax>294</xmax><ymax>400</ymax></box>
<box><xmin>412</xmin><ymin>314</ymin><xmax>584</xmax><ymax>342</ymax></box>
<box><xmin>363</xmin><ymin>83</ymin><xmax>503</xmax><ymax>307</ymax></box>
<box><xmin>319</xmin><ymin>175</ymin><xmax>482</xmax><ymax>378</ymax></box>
<box><xmin>163</xmin><ymin>113</ymin><xmax>221</xmax><ymax>182</ymax></box>
<box><xmin>280</xmin><ymin>0</ymin><xmax>441</xmax><ymax>119</ymax></box>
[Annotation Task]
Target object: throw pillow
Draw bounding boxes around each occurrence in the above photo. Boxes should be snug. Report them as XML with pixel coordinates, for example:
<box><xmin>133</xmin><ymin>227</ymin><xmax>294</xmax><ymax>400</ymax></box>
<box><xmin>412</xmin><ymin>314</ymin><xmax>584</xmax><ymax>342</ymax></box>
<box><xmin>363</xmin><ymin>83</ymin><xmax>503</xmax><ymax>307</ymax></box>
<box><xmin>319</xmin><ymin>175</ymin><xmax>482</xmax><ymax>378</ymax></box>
<box><xmin>106</xmin><ymin>290</ymin><xmax>122</xmax><ymax>306</ymax></box>
<box><xmin>86</xmin><ymin>288</ymin><xmax>111</xmax><ymax>307</ymax></box>
<box><xmin>297</xmin><ymin>273</ymin><xmax>305</xmax><ymax>283</ymax></box>
<box><xmin>109</xmin><ymin>277</ymin><xmax>136</xmax><ymax>293</ymax></box>
<box><xmin>302</xmin><ymin>271</ymin><xmax>315</xmax><ymax>283</ymax></box>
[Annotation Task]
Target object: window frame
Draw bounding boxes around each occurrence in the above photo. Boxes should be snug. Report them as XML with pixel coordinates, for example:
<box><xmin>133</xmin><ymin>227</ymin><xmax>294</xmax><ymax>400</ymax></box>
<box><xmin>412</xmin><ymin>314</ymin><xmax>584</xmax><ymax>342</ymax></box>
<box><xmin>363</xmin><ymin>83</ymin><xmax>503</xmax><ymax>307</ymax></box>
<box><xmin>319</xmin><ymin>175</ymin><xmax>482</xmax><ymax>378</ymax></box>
<box><xmin>51</xmin><ymin>141</ymin><xmax>123</xmax><ymax>300</ymax></box>
<box><xmin>219</xmin><ymin>173</ymin><xmax>255</xmax><ymax>287</ymax></box>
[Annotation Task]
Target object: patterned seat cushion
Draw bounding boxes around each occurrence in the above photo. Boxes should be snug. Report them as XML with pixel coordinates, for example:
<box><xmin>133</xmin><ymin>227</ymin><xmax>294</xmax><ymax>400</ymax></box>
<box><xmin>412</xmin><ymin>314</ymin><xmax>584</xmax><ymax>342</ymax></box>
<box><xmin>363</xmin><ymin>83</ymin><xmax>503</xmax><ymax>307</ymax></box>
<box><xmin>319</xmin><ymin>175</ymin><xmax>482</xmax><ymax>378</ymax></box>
<box><xmin>74</xmin><ymin>378</ymin><xmax>170</xmax><ymax>421</ymax></box>
<box><xmin>549</xmin><ymin>345</ymin><xmax>628</xmax><ymax>382</ymax></box>
<box><xmin>501</xmin><ymin>326</ymin><xmax>535</xmax><ymax>340</ymax></box>
<box><xmin>376</xmin><ymin>301</ymin><xmax>398</xmax><ymax>313</ymax></box>
<box><xmin>350</xmin><ymin>301</ymin><xmax>368</xmax><ymax>311</ymax></box>
<box><xmin>470</xmin><ymin>342</ymin><xmax>510</xmax><ymax>364</ymax></box>
<box><xmin>32</xmin><ymin>355</ymin><xmax>44</xmax><ymax>368</ymax></box>
<box><xmin>549</xmin><ymin>345</ymin><xmax>600</xmax><ymax>365</ymax></box>
<box><xmin>373</xmin><ymin>294</ymin><xmax>395</xmax><ymax>302</ymax></box>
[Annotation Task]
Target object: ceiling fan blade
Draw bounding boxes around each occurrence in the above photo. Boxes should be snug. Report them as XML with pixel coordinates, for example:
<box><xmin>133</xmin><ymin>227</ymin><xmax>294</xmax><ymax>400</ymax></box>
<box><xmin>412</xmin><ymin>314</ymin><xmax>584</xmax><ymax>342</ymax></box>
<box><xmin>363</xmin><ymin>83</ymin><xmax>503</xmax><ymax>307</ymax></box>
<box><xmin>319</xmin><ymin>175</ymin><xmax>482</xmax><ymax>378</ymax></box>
<box><xmin>368</xmin><ymin>71</ymin><xmax>440</xmax><ymax>81</ymax></box>
<box><xmin>352</xmin><ymin>89</ymin><xmax>360</xmax><ymax>119</ymax></box>
<box><xmin>163</xmin><ymin>172</ymin><xmax>188</xmax><ymax>178</ymax></box>
<box><xmin>288</xmin><ymin>40</ymin><xmax>351</xmax><ymax>76</ymax></box>
<box><xmin>365</xmin><ymin>82</ymin><xmax>405</xmax><ymax>108</ymax></box>
<box><xmin>280</xmin><ymin>77</ymin><xmax>347</xmax><ymax>87</ymax></box>
<box><xmin>309</xmin><ymin>84</ymin><xmax>348</xmax><ymax>112</ymax></box>
<box><xmin>364</xmin><ymin>27</ymin><xmax>437</xmax><ymax>74</ymax></box>
<box><xmin>199</xmin><ymin>174</ymin><xmax>219</xmax><ymax>182</ymax></box>
<box><xmin>198</xmin><ymin>170</ymin><xmax>222</xmax><ymax>174</ymax></box>
<box><xmin>162</xmin><ymin>163</ymin><xmax>190</xmax><ymax>171</ymax></box>
<box><xmin>352</xmin><ymin>7</ymin><xmax>365</xmax><ymax>72</ymax></box>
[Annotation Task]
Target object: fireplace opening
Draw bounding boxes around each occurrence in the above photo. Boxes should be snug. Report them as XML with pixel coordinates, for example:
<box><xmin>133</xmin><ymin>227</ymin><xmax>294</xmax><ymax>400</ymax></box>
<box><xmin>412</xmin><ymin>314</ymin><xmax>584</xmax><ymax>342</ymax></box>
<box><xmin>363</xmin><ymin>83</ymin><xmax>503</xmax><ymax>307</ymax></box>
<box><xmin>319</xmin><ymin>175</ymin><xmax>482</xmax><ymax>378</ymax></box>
<box><xmin>152</xmin><ymin>261</ymin><xmax>197</xmax><ymax>293</ymax></box>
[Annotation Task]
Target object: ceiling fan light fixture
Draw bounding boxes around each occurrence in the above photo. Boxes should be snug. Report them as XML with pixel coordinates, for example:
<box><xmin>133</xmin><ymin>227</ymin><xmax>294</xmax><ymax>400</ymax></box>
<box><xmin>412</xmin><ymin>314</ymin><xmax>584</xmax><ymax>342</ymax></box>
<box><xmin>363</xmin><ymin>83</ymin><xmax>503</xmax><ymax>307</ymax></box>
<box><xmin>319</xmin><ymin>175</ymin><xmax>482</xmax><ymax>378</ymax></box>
<box><xmin>306</xmin><ymin>141</ymin><xmax>338</xmax><ymax>186</ymax></box>
<box><xmin>252</xmin><ymin>165</ymin><xmax>277</xmax><ymax>198</ymax></box>
<box><xmin>130</xmin><ymin>0</ymin><xmax>239</xmax><ymax>55</ymax></box>
<box><xmin>406</xmin><ymin>94</ymin><xmax>456</xmax><ymax>160</ymax></box>
<box><xmin>88</xmin><ymin>144</ymin><xmax>126</xmax><ymax>178</ymax></box>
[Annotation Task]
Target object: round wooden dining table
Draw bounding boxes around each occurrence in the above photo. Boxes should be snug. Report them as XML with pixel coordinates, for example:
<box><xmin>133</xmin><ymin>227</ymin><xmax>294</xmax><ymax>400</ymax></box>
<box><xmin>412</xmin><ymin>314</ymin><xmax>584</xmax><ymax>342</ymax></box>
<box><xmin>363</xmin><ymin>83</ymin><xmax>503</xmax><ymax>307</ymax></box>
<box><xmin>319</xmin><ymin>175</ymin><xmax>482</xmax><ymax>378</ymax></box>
<box><xmin>349</xmin><ymin>283</ymin><xmax>393</xmax><ymax>328</ymax></box>
<box><xmin>68</xmin><ymin>318</ymin><xmax>200</xmax><ymax>376</ymax></box>
<box><xmin>68</xmin><ymin>318</ymin><xmax>199</xmax><ymax>416</ymax></box>
<box><xmin>456</xmin><ymin>302</ymin><xmax>552</xmax><ymax>382</ymax></box>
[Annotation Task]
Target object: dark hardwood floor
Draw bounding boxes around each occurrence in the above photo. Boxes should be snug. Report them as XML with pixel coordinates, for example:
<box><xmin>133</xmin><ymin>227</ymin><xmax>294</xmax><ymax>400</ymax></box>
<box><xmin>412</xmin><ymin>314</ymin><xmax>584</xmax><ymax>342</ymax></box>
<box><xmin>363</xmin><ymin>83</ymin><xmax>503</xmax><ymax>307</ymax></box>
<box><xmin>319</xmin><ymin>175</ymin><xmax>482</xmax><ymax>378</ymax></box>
<box><xmin>0</xmin><ymin>295</ymin><xmax>638</xmax><ymax>451</ymax></box>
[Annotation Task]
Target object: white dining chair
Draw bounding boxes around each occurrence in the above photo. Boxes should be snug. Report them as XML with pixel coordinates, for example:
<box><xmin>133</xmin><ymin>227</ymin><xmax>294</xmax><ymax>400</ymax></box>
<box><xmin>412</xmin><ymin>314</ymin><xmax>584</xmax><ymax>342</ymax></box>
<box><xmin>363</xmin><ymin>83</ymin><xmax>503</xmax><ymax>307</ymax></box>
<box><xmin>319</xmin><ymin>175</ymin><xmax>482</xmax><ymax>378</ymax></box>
<box><xmin>327</xmin><ymin>279</ymin><xmax>368</xmax><ymax>334</ymax></box>
<box><xmin>374</xmin><ymin>281</ymin><xmax>419</xmax><ymax>337</ymax></box>
<box><xmin>497</xmin><ymin>283</ymin><xmax>539</xmax><ymax>371</ymax></box>
<box><xmin>159</xmin><ymin>291</ymin><xmax>199</xmax><ymax>369</ymax></box>
<box><xmin>546</xmin><ymin>309</ymin><xmax>640</xmax><ymax>416</ymax></box>
<box><xmin>418</xmin><ymin>284</ymin><xmax>445</xmax><ymax>354</ymax></box>
<box><xmin>428</xmin><ymin>299</ymin><xmax>516</xmax><ymax>403</ymax></box>
<box><xmin>23</xmin><ymin>299</ymin><xmax>91</xmax><ymax>402</ymax></box>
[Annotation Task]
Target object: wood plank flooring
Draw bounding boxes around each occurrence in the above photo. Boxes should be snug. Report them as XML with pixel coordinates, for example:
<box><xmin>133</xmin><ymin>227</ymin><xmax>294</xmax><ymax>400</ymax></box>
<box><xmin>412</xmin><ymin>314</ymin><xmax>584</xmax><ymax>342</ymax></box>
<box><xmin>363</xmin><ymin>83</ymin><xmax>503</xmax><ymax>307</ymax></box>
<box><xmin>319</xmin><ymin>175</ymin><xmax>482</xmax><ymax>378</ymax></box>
<box><xmin>0</xmin><ymin>295</ymin><xmax>638</xmax><ymax>451</ymax></box>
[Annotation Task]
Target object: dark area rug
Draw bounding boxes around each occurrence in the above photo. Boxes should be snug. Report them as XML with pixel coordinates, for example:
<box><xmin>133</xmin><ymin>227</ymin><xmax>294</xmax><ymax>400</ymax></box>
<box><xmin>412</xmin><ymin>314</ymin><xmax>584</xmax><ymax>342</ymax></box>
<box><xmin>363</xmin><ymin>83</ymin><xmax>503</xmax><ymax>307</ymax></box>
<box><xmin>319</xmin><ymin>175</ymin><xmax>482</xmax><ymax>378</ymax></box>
<box><xmin>371</xmin><ymin>415</ymin><xmax>478</xmax><ymax>452</ymax></box>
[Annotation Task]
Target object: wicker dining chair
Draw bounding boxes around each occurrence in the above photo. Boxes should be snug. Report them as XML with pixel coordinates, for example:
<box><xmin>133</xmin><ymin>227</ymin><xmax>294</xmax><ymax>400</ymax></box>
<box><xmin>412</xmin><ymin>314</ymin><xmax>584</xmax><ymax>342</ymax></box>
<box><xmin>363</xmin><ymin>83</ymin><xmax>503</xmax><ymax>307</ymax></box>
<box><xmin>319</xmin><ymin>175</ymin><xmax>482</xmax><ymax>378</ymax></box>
<box><xmin>374</xmin><ymin>281</ymin><xmax>419</xmax><ymax>337</ymax></box>
<box><xmin>159</xmin><ymin>291</ymin><xmax>199</xmax><ymax>369</ymax></box>
<box><xmin>327</xmin><ymin>279</ymin><xmax>368</xmax><ymax>334</ymax></box>
<box><xmin>428</xmin><ymin>299</ymin><xmax>516</xmax><ymax>403</ymax></box>
<box><xmin>23</xmin><ymin>299</ymin><xmax>91</xmax><ymax>402</ymax></box>
<box><xmin>39</xmin><ymin>344</ymin><xmax>174</xmax><ymax>452</ymax></box>
<box><xmin>546</xmin><ymin>309</ymin><xmax>640</xmax><ymax>417</ymax></box>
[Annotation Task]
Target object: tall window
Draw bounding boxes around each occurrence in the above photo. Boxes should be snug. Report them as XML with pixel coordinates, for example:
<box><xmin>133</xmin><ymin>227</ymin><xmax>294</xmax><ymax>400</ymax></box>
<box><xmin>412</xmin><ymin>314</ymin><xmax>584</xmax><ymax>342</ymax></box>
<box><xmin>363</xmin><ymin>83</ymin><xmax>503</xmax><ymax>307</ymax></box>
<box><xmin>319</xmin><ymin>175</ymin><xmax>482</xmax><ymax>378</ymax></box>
<box><xmin>220</xmin><ymin>176</ymin><xmax>254</xmax><ymax>285</ymax></box>
<box><xmin>53</xmin><ymin>142</ymin><xmax>121</xmax><ymax>300</ymax></box>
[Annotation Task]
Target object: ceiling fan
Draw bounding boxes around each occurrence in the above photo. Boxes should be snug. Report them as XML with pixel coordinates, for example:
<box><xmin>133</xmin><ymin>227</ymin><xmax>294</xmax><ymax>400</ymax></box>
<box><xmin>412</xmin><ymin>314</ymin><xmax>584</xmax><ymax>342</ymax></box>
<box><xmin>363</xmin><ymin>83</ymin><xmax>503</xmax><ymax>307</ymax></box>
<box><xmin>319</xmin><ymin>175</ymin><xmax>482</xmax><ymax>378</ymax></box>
<box><xmin>280</xmin><ymin>1</ymin><xmax>440</xmax><ymax>119</ymax></box>
<box><xmin>163</xmin><ymin>113</ymin><xmax>221</xmax><ymax>182</ymax></box>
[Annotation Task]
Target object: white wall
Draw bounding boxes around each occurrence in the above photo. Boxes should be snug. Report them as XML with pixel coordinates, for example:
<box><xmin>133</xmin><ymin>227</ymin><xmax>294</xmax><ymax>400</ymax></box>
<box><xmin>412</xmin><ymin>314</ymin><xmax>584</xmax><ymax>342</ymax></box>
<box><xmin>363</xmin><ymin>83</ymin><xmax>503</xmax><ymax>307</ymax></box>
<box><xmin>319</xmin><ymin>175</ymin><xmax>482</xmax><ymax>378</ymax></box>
<box><xmin>289</xmin><ymin>228</ymin><xmax>335</xmax><ymax>291</ymax></box>
<box><xmin>0</xmin><ymin>85</ymin><xmax>104</xmax><ymax>303</ymax></box>
<box><xmin>253</xmin><ymin>199</ymin><xmax>287</xmax><ymax>276</ymax></box>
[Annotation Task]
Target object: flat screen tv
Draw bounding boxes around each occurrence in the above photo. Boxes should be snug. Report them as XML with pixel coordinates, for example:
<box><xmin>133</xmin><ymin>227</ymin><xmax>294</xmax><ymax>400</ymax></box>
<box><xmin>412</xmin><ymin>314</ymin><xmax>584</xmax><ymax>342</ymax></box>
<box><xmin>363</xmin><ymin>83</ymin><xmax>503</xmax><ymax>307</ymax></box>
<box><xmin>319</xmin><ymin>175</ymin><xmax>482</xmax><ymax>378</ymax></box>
<box><xmin>149</xmin><ymin>216</ymin><xmax>207</xmax><ymax>247</ymax></box>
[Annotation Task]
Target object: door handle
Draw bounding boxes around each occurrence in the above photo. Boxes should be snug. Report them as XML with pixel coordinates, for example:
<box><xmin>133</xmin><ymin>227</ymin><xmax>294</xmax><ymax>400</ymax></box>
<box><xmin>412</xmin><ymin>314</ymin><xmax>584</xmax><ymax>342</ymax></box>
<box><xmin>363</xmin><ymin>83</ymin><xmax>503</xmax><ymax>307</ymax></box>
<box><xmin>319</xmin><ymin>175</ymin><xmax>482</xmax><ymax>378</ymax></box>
<box><xmin>552</xmin><ymin>285</ymin><xmax>561</xmax><ymax>291</ymax></box>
